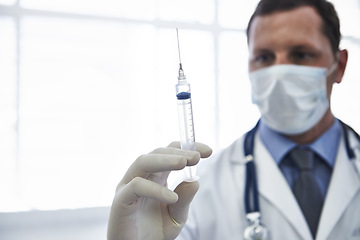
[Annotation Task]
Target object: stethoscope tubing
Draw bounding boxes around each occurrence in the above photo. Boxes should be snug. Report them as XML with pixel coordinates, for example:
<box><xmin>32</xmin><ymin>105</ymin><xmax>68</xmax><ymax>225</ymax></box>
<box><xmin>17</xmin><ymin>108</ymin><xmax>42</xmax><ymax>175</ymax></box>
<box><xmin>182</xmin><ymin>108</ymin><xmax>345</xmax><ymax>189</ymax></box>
<box><xmin>244</xmin><ymin>121</ymin><xmax>260</xmax><ymax>214</ymax></box>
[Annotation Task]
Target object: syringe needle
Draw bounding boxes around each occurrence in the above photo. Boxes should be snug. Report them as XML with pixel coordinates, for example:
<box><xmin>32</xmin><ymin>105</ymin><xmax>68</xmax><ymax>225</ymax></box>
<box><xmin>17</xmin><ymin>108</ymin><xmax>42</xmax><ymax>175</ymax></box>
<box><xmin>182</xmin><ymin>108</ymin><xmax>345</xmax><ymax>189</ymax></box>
<box><xmin>176</xmin><ymin>28</ymin><xmax>183</xmax><ymax>70</ymax></box>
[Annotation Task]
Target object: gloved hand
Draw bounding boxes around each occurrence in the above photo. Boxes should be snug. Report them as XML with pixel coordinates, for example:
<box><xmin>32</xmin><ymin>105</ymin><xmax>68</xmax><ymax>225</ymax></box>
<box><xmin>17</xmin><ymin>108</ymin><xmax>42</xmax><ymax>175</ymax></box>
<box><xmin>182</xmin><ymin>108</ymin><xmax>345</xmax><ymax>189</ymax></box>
<box><xmin>107</xmin><ymin>142</ymin><xmax>212</xmax><ymax>240</ymax></box>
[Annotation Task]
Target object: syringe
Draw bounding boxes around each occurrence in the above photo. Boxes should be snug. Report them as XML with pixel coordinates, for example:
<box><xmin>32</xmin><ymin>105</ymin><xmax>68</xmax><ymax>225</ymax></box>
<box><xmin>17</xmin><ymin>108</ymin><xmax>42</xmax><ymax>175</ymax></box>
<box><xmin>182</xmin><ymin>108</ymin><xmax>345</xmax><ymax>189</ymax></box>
<box><xmin>175</xmin><ymin>28</ymin><xmax>199</xmax><ymax>182</ymax></box>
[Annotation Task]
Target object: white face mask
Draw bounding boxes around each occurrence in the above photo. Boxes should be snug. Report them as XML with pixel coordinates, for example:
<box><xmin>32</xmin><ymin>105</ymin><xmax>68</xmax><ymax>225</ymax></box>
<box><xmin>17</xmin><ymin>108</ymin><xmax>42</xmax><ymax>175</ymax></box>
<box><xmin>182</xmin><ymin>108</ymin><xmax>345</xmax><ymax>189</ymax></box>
<box><xmin>249</xmin><ymin>64</ymin><xmax>337</xmax><ymax>135</ymax></box>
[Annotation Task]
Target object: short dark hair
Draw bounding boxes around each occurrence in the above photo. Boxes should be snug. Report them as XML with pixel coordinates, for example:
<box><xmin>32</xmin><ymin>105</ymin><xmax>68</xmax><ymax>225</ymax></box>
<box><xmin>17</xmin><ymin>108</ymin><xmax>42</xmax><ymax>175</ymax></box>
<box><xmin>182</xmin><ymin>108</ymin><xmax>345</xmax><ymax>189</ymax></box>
<box><xmin>246</xmin><ymin>0</ymin><xmax>341</xmax><ymax>55</ymax></box>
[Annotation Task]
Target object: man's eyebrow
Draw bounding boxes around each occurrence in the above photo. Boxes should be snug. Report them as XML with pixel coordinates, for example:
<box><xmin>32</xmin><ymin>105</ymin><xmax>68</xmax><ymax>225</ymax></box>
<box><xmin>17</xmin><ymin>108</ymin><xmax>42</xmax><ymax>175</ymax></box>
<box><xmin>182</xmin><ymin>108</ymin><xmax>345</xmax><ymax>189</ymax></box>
<box><xmin>290</xmin><ymin>45</ymin><xmax>318</xmax><ymax>51</ymax></box>
<box><xmin>252</xmin><ymin>48</ymin><xmax>273</xmax><ymax>54</ymax></box>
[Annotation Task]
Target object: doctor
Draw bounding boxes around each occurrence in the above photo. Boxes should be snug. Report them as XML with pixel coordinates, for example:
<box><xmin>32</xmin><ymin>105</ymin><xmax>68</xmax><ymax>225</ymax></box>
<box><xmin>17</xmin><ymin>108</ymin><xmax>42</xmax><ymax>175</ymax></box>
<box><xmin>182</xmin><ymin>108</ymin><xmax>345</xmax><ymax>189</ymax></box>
<box><xmin>107</xmin><ymin>0</ymin><xmax>360</xmax><ymax>239</ymax></box>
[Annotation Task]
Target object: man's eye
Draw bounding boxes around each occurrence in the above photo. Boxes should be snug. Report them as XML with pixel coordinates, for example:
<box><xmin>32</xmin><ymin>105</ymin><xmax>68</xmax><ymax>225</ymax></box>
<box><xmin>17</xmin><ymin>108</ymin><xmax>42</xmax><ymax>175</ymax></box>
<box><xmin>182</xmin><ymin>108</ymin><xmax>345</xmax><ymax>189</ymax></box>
<box><xmin>292</xmin><ymin>51</ymin><xmax>313</xmax><ymax>61</ymax></box>
<box><xmin>254</xmin><ymin>54</ymin><xmax>273</xmax><ymax>63</ymax></box>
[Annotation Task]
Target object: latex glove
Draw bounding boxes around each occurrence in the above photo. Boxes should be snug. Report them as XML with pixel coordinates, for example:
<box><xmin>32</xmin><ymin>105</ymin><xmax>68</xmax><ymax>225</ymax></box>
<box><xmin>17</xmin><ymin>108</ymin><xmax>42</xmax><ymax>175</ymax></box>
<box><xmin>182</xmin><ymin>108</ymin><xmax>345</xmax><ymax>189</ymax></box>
<box><xmin>107</xmin><ymin>142</ymin><xmax>212</xmax><ymax>240</ymax></box>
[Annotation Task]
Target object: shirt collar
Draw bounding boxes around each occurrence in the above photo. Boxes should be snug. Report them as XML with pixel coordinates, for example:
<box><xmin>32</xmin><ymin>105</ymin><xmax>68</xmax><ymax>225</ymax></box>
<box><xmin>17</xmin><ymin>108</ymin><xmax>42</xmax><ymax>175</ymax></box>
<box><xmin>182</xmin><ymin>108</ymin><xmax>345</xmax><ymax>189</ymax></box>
<box><xmin>259</xmin><ymin>119</ymin><xmax>341</xmax><ymax>168</ymax></box>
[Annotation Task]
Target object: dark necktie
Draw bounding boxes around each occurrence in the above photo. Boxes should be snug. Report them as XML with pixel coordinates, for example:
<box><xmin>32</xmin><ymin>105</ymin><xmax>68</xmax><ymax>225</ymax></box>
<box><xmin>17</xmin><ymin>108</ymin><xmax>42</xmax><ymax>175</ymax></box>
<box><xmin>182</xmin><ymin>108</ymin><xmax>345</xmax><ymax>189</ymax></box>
<box><xmin>290</xmin><ymin>148</ymin><xmax>323</xmax><ymax>238</ymax></box>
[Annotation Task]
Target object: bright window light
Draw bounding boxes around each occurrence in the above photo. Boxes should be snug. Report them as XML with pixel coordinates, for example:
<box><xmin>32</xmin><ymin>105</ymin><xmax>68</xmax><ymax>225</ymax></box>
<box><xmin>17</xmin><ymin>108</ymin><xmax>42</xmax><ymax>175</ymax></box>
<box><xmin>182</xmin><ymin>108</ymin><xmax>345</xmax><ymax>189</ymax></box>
<box><xmin>19</xmin><ymin>17</ymin><xmax>160</xmax><ymax>210</ymax></box>
<box><xmin>0</xmin><ymin>16</ymin><xmax>18</xmax><ymax>212</ymax></box>
<box><xmin>218</xmin><ymin>0</ymin><xmax>258</xmax><ymax>29</ymax></box>
<box><xmin>156</xmin><ymin>0</ymin><xmax>215</xmax><ymax>24</ymax></box>
<box><xmin>20</xmin><ymin>0</ymin><xmax>157</xmax><ymax>19</ymax></box>
<box><xmin>0</xmin><ymin>0</ymin><xmax>15</xmax><ymax>5</ymax></box>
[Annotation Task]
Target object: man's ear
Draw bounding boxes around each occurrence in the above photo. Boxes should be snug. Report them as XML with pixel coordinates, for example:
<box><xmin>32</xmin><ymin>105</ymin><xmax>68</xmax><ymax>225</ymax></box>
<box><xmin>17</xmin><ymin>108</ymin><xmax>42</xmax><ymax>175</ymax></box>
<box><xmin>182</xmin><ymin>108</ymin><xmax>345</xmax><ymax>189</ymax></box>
<box><xmin>335</xmin><ymin>49</ymin><xmax>348</xmax><ymax>84</ymax></box>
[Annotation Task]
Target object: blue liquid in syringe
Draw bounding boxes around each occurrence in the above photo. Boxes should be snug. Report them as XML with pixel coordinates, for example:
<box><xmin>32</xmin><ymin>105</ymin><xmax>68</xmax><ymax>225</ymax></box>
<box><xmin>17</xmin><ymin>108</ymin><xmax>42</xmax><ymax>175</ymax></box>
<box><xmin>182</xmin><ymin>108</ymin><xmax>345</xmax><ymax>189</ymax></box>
<box><xmin>177</xmin><ymin>92</ymin><xmax>191</xmax><ymax>100</ymax></box>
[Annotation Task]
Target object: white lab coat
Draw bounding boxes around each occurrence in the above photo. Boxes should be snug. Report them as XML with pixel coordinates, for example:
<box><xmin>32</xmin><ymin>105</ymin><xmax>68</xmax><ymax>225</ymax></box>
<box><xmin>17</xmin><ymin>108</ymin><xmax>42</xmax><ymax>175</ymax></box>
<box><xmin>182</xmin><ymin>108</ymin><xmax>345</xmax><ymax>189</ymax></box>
<box><xmin>177</xmin><ymin>128</ymin><xmax>360</xmax><ymax>240</ymax></box>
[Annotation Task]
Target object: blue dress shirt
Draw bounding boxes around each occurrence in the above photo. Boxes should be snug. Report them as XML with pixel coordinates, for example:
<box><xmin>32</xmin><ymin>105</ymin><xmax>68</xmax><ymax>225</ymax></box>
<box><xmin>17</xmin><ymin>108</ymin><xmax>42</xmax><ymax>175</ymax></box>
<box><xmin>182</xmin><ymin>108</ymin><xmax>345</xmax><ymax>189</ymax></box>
<box><xmin>259</xmin><ymin>119</ymin><xmax>341</xmax><ymax>199</ymax></box>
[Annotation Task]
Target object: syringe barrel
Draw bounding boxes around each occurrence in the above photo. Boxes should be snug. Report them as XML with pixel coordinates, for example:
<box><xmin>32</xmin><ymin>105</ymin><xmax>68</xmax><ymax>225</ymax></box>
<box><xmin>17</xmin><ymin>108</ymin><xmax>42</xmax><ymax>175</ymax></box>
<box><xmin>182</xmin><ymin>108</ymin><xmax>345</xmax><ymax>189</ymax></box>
<box><xmin>176</xmin><ymin>81</ymin><xmax>196</xmax><ymax>150</ymax></box>
<box><xmin>176</xmin><ymin>80</ymin><xmax>198</xmax><ymax>181</ymax></box>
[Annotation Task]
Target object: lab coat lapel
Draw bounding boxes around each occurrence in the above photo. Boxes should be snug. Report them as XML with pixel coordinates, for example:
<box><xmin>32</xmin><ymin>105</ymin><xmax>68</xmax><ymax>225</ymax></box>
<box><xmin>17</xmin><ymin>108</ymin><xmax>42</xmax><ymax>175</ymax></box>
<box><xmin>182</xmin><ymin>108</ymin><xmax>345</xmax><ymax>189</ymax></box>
<box><xmin>254</xmin><ymin>134</ymin><xmax>313</xmax><ymax>240</ymax></box>
<box><xmin>316</xmin><ymin>136</ymin><xmax>360</xmax><ymax>240</ymax></box>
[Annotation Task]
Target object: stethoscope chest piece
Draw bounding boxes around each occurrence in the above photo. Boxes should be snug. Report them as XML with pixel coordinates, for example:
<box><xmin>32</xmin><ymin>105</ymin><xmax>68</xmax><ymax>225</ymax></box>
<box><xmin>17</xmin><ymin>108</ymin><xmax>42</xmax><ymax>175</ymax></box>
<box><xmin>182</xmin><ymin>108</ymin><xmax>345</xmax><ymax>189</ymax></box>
<box><xmin>244</xmin><ymin>212</ymin><xmax>268</xmax><ymax>240</ymax></box>
<box><xmin>244</xmin><ymin>224</ymin><xmax>268</xmax><ymax>240</ymax></box>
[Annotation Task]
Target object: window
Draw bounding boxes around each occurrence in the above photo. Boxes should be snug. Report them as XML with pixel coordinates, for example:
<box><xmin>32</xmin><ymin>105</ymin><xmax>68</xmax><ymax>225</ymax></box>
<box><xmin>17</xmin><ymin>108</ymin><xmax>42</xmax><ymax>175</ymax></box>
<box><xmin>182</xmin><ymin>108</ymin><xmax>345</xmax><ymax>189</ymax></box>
<box><xmin>1</xmin><ymin>0</ymin><xmax>359</xmax><ymax>212</ymax></box>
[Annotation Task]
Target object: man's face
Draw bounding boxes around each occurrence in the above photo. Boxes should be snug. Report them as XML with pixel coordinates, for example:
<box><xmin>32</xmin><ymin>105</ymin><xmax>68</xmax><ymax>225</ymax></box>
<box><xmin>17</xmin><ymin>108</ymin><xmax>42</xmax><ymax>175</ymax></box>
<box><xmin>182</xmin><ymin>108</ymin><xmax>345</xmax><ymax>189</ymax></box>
<box><xmin>247</xmin><ymin>6</ymin><xmax>338</xmax><ymax>97</ymax></box>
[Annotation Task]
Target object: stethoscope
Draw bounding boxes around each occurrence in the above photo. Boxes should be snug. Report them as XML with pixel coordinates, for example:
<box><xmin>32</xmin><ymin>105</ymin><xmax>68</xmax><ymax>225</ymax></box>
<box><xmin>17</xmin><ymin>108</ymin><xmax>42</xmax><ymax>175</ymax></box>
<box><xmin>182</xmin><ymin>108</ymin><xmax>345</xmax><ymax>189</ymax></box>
<box><xmin>242</xmin><ymin>120</ymin><xmax>360</xmax><ymax>240</ymax></box>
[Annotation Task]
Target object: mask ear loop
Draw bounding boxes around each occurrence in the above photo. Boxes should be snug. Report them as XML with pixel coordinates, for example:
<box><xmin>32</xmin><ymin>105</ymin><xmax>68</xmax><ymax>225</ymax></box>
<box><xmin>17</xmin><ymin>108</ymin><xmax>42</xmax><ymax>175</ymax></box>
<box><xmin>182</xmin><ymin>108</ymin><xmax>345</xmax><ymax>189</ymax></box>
<box><xmin>327</xmin><ymin>62</ymin><xmax>338</xmax><ymax>77</ymax></box>
<box><xmin>327</xmin><ymin>51</ymin><xmax>340</xmax><ymax>77</ymax></box>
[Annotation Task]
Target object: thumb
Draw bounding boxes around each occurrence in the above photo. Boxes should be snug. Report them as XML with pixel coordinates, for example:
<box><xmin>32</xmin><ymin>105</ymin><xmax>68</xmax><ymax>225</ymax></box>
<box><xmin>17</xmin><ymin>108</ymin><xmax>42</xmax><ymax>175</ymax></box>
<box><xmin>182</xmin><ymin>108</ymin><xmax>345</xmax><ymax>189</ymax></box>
<box><xmin>168</xmin><ymin>181</ymin><xmax>199</xmax><ymax>225</ymax></box>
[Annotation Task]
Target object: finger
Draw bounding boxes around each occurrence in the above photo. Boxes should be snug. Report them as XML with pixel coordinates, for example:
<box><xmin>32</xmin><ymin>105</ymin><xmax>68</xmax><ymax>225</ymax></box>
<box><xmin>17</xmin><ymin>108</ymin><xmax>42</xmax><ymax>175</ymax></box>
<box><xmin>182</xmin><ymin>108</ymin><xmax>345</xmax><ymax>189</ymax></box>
<box><xmin>121</xmin><ymin>151</ymin><xmax>195</xmax><ymax>184</ymax></box>
<box><xmin>168</xmin><ymin>181</ymin><xmax>199</xmax><ymax>225</ymax></box>
<box><xmin>168</xmin><ymin>142</ymin><xmax>213</xmax><ymax>158</ymax></box>
<box><xmin>151</xmin><ymin>147</ymin><xmax>201</xmax><ymax>166</ymax></box>
<box><xmin>118</xmin><ymin>177</ymin><xmax>178</xmax><ymax>205</ymax></box>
